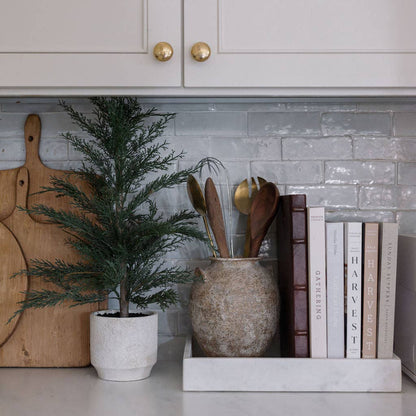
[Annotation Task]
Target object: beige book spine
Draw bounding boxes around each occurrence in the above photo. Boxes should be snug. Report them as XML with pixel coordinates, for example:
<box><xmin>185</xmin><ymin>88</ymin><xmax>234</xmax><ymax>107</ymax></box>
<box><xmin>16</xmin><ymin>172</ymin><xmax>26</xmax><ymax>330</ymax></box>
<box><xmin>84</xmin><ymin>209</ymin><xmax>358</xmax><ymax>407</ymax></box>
<box><xmin>377</xmin><ymin>222</ymin><xmax>399</xmax><ymax>359</ymax></box>
<box><xmin>362</xmin><ymin>223</ymin><xmax>379</xmax><ymax>359</ymax></box>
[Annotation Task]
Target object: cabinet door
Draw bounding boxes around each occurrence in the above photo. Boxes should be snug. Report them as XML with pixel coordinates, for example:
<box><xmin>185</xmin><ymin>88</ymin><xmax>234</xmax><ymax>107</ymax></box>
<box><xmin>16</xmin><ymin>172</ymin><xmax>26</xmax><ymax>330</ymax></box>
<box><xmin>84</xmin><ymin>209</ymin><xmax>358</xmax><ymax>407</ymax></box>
<box><xmin>185</xmin><ymin>0</ymin><xmax>416</xmax><ymax>89</ymax></box>
<box><xmin>0</xmin><ymin>0</ymin><xmax>181</xmax><ymax>88</ymax></box>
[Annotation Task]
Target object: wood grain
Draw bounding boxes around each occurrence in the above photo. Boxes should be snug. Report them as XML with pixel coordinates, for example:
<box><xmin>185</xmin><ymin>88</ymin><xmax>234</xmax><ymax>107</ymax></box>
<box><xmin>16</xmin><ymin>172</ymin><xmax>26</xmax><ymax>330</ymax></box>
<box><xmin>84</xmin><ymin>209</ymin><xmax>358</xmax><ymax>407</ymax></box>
<box><xmin>0</xmin><ymin>223</ymin><xmax>27</xmax><ymax>347</ymax></box>
<box><xmin>249</xmin><ymin>182</ymin><xmax>279</xmax><ymax>258</ymax></box>
<box><xmin>0</xmin><ymin>168</ymin><xmax>103</xmax><ymax>367</ymax></box>
<box><xmin>205</xmin><ymin>178</ymin><xmax>229</xmax><ymax>258</ymax></box>
<box><xmin>0</xmin><ymin>114</ymin><xmax>88</xmax><ymax>223</ymax></box>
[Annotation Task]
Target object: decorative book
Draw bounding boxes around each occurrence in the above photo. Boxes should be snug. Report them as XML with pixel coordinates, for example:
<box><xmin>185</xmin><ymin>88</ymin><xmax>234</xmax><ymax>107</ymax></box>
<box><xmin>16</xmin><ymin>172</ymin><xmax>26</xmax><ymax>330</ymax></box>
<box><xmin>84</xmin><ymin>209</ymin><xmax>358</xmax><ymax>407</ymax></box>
<box><xmin>345</xmin><ymin>222</ymin><xmax>362</xmax><ymax>359</ymax></box>
<box><xmin>326</xmin><ymin>222</ymin><xmax>344</xmax><ymax>358</ymax></box>
<box><xmin>276</xmin><ymin>194</ymin><xmax>309</xmax><ymax>358</ymax></box>
<box><xmin>377</xmin><ymin>222</ymin><xmax>399</xmax><ymax>359</ymax></box>
<box><xmin>394</xmin><ymin>234</ymin><xmax>416</xmax><ymax>382</ymax></box>
<box><xmin>307</xmin><ymin>207</ymin><xmax>327</xmax><ymax>358</ymax></box>
<box><xmin>362</xmin><ymin>223</ymin><xmax>379</xmax><ymax>359</ymax></box>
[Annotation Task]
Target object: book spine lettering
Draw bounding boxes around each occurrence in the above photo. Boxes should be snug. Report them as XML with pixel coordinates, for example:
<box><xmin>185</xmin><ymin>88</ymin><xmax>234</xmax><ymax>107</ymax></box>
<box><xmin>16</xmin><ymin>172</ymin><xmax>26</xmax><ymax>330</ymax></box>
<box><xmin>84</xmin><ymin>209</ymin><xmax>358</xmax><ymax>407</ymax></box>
<box><xmin>326</xmin><ymin>222</ymin><xmax>344</xmax><ymax>358</ymax></box>
<box><xmin>362</xmin><ymin>223</ymin><xmax>379</xmax><ymax>359</ymax></box>
<box><xmin>377</xmin><ymin>222</ymin><xmax>399</xmax><ymax>359</ymax></box>
<box><xmin>345</xmin><ymin>222</ymin><xmax>362</xmax><ymax>359</ymax></box>
<box><xmin>307</xmin><ymin>207</ymin><xmax>327</xmax><ymax>358</ymax></box>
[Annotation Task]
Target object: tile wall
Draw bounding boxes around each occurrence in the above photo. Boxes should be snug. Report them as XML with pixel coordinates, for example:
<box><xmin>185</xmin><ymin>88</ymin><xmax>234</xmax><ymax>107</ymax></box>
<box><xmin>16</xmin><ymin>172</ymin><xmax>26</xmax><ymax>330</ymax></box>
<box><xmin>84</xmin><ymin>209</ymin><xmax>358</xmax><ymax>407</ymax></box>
<box><xmin>1</xmin><ymin>97</ymin><xmax>415</xmax><ymax>359</ymax></box>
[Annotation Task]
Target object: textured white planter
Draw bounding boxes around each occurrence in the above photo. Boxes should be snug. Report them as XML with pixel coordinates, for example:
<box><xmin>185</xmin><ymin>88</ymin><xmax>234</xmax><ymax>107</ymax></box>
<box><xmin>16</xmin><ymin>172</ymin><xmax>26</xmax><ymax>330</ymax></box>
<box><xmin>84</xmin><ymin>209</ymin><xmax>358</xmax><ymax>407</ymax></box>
<box><xmin>90</xmin><ymin>310</ymin><xmax>158</xmax><ymax>382</ymax></box>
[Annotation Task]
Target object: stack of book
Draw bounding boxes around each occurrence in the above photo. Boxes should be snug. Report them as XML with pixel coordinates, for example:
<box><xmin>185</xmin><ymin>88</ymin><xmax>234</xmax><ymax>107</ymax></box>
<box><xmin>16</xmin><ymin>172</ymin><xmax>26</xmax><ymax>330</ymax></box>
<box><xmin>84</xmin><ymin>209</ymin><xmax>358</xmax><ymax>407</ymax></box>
<box><xmin>276</xmin><ymin>195</ymin><xmax>399</xmax><ymax>359</ymax></box>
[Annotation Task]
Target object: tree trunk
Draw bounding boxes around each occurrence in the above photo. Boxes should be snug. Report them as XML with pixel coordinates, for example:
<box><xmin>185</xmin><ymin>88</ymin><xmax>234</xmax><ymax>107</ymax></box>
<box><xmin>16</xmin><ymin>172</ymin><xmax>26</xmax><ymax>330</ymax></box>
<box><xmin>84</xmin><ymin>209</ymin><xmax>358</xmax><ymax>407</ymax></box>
<box><xmin>119</xmin><ymin>275</ymin><xmax>129</xmax><ymax>317</ymax></box>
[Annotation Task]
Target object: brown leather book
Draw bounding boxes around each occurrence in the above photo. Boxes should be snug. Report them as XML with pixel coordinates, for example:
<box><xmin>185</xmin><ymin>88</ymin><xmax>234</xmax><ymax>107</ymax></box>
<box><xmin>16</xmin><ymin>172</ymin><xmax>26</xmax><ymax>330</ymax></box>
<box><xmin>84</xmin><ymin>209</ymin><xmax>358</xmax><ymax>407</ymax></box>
<box><xmin>276</xmin><ymin>194</ymin><xmax>309</xmax><ymax>357</ymax></box>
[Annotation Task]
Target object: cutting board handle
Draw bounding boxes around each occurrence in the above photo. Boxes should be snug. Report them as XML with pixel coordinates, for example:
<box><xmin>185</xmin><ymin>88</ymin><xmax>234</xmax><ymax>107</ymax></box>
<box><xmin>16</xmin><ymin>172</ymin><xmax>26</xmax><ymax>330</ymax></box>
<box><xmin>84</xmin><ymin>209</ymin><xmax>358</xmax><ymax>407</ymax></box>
<box><xmin>24</xmin><ymin>114</ymin><xmax>41</xmax><ymax>167</ymax></box>
<box><xmin>15</xmin><ymin>167</ymin><xmax>29</xmax><ymax>210</ymax></box>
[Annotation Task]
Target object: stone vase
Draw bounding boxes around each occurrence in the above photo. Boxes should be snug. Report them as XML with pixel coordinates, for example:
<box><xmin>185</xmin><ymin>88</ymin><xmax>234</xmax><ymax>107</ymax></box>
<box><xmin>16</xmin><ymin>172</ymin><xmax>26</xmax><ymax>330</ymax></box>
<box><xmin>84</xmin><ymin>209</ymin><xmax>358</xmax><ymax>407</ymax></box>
<box><xmin>90</xmin><ymin>310</ymin><xmax>158</xmax><ymax>381</ymax></box>
<box><xmin>189</xmin><ymin>258</ymin><xmax>279</xmax><ymax>357</ymax></box>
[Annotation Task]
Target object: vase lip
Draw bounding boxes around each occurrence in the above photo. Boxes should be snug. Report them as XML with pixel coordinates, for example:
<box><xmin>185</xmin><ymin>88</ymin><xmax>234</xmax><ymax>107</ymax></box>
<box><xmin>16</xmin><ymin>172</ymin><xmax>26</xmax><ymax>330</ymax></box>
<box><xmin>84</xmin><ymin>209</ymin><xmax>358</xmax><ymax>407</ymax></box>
<box><xmin>208</xmin><ymin>256</ymin><xmax>261</xmax><ymax>262</ymax></box>
<box><xmin>91</xmin><ymin>309</ymin><xmax>158</xmax><ymax>319</ymax></box>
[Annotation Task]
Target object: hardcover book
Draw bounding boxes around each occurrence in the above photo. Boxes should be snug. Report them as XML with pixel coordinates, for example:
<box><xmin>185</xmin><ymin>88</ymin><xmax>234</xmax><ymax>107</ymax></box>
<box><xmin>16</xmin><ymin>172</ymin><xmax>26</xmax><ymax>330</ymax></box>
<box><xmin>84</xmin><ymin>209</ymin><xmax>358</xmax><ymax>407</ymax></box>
<box><xmin>345</xmin><ymin>222</ymin><xmax>362</xmax><ymax>359</ymax></box>
<box><xmin>276</xmin><ymin>194</ymin><xmax>309</xmax><ymax>358</ymax></box>
<box><xmin>394</xmin><ymin>234</ymin><xmax>416</xmax><ymax>382</ymax></box>
<box><xmin>377</xmin><ymin>222</ymin><xmax>399</xmax><ymax>359</ymax></box>
<box><xmin>326</xmin><ymin>222</ymin><xmax>344</xmax><ymax>358</ymax></box>
<box><xmin>362</xmin><ymin>223</ymin><xmax>379</xmax><ymax>359</ymax></box>
<box><xmin>307</xmin><ymin>206</ymin><xmax>327</xmax><ymax>358</ymax></box>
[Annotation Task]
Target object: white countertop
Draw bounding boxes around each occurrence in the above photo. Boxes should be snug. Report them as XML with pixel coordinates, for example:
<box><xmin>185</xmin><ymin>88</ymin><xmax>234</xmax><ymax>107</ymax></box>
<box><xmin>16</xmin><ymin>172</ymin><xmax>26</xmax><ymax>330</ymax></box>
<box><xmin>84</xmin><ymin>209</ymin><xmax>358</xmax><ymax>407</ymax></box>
<box><xmin>1</xmin><ymin>361</ymin><xmax>416</xmax><ymax>416</ymax></box>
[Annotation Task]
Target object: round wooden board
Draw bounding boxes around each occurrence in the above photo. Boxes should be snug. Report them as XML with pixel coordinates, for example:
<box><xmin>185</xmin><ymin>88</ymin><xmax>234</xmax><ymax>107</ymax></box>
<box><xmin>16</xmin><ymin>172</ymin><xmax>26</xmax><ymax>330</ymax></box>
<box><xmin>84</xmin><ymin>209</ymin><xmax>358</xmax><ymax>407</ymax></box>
<box><xmin>0</xmin><ymin>222</ymin><xmax>27</xmax><ymax>346</ymax></box>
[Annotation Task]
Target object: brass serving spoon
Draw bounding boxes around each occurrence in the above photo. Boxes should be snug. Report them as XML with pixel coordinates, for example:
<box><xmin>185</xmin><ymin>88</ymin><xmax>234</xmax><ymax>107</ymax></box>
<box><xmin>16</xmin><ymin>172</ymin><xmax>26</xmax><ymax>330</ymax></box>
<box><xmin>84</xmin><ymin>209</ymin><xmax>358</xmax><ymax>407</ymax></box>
<box><xmin>234</xmin><ymin>177</ymin><xmax>267</xmax><ymax>257</ymax></box>
<box><xmin>187</xmin><ymin>175</ymin><xmax>217</xmax><ymax>257</ymax></box>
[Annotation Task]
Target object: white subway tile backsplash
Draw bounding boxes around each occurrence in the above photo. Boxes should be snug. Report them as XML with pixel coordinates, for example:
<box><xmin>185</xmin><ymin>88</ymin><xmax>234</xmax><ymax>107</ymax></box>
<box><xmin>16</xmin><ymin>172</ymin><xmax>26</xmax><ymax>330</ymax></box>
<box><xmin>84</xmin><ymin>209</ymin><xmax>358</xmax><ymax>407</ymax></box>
<box><xmin>396</xmin><ymin>211</ymin><xmax>416</xmax><ymax>234</ymax></box>
<box><xmin>359</xmin><ymin>185</ymin><xmax>416</xmax><ymax>210</ymax></box>
<box><xmin>175</xmin><ymin>112</ymin><xmax>247</xmax><ymax>136</ymax></box>
<box><xmin>325</xmin><ymin>161</ymin><xmax>395</xmax><ymax>185</ymax></box>
<box><xmin>0</xmin><ymin>97</ymin><xmax>415</xmax><ymax>339</ymax></box>
<box><xmin>394</xmin><ymin>112</ymin><xmax>416</xmax><ymax>136</ymax></box>
<box><xmin>210</xmin><ymin>137</ymin><xmax>282</xmax><ymax>160</ymax></box>
<box><xmin>286</xmin><ymin>103</ymin><xmax>357</xmax><ymax>112</ymax></box>
<box><xmin>248</xmin><ymin>112</ymin><xmax>321</xmax><ymax>136</ymax></box>
<box><xmin>322</xmin><ymin>112</ymin><xmax>391</xmax><ymax>136</ymax></box>
<box><xmin>0</xmin><ymin>138</ymin><xmax>25</xmax><ymax>160</ymax></box>
<box><xmin>287</xmin><ymin>185</ymin><xmax>358</xmax><ymax>208</ymax></box>
<box><xmin>283</xmin><ymin>137</ymin><xmax>352</xmax><ymax>160</ymax></box>
<box><xmin>398</xmin><ymin>162</ymin><xmax>416</xmax><ymax>185</ymax></box>
<box><xmin>353</xmin><ymin>136</ymin><xmax>416</xmax><ymax>161</ymax></box>
<box><xmin>251</xmin><ymin>161</ymin><xmax>323</xmax><ymax>184</ymax></box>
<box><xmin>0</xmin><ymin>114</ymin><xmax>28</xmax><ymax>137</ymax></box>
<box><xmin>39</xmin><ymin>139</ymin><xmax>68</xmax><ymax>161</ymax></box>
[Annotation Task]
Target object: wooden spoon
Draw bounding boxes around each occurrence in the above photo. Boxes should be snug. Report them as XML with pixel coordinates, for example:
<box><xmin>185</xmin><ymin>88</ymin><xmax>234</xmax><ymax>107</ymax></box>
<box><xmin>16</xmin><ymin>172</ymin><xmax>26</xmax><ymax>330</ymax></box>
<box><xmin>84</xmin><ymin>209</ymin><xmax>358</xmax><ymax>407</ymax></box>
<box><xmin>234</xmin><ymin>177</ymin><xmax>266</xmax><ymax>257</ymax></box>
<box><xmin>205</xmin><ymin>178</ymin><xmax>230</xmax><ymax>258</ymax></box>
<box><xmin>187</xmin><ymin>175</ymin><xmax>216</xmax><ymax>257</ymax></box>
<box><xmin>249</xmin><ymin>182</ymin><xmax>280</xmax><ymax>258</ymax></box>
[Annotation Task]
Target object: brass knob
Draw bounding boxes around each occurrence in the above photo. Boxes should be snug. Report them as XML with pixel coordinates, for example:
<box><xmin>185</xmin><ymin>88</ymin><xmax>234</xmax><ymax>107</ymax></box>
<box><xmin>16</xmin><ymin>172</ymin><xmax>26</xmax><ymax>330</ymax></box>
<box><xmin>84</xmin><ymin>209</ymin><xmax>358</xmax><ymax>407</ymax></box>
<box><xmin>153</xmin><ymin>42</ymin><xmax>174</xmax><ymax>62</ymax></box>
<box><xmin>191</xmin><ymin>42</ymin><xmax>211</xmax><ymax>62</ymax></box>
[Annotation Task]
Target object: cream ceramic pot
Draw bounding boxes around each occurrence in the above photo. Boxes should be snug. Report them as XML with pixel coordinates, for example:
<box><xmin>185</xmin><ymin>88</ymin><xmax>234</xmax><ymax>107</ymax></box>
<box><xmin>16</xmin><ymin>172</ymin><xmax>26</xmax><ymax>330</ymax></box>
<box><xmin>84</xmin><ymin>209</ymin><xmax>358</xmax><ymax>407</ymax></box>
<box><xmin>189</xmin><ymin>258</ymin><xmax>279</xmax><ymax>357</ymax></box>
<box><xmin>90</xmin><ymin>310</ymin><xmax>158</xmax><ymax>381</ymax></box>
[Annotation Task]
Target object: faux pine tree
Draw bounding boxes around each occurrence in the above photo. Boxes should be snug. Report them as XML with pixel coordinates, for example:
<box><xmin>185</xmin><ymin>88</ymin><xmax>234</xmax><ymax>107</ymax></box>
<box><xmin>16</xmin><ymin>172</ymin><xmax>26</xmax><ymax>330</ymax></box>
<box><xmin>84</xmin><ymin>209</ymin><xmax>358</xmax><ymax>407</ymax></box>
<box><xmin>13</xmin><ymin>97</ymin><xmax>207</xmax><ymax>318</ymax></box>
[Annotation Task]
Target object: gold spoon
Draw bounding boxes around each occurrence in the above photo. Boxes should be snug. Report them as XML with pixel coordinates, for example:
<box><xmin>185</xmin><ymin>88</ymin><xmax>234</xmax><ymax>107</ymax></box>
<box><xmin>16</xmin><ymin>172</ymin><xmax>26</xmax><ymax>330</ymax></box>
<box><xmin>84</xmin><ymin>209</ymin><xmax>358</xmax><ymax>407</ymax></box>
<box><xmin>187</xmin><ymin>175</ymin><xmax>217</xmax><ymax>257</ymax></box>
<box><xmin>234</xmin><ymin>177</ymin><xmax>266</xmax><ymax>257</ymax></box>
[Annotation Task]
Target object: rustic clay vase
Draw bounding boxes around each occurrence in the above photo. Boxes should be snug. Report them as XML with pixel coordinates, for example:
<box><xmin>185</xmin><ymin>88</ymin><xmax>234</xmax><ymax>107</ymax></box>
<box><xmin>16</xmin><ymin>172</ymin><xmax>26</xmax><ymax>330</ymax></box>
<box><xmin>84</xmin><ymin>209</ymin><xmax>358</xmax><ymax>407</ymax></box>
<box><xmin>189</xmin><ymin>257</ymin><xmax>279</xmax><ymax>357</ymax></box>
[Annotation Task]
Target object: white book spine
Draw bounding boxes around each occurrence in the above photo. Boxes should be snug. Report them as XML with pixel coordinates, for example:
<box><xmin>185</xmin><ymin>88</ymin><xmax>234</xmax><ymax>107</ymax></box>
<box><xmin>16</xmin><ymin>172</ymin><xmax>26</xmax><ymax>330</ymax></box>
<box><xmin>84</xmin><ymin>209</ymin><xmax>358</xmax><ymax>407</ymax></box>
<box><xmin>345</xmin><ymin>222</ymin><xmax>362</xmax><ymax>359</ymax></box>
<box><xmin>326</xmin><ymin>222</ymin><xmax>345</xmax><ymax>358</ymax></box>
<box><xmin>307</xmin><ymin>207</ymin><xmax>327</xmax><ymax>358</ymax></box>
<box><xmin>377</xmin><ymin>222</ymin><xmax>399</xmax><ymax>359</ymax></box>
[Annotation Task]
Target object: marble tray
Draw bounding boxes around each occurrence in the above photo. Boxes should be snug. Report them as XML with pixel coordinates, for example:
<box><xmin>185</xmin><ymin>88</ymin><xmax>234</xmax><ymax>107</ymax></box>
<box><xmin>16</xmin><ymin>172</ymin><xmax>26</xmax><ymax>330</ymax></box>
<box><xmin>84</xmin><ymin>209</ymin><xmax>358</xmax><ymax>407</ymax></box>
<box><xmin>182</xmin><ymin>337</ymin><xmax>402</xmax><ymax>392</ymax></box>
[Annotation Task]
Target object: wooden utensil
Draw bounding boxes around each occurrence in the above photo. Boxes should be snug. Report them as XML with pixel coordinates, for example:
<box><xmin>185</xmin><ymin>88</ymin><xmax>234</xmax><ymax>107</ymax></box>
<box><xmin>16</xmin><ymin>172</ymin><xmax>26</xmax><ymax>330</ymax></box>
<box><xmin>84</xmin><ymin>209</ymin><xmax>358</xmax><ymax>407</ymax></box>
<box><xmin>234</xmin><ymin>177</ymin><xmax>266</xmax><ymax>257</ymax></box>
<box><xmin>0</xmin><ymin>167</ymin><xmax>102</xmax><ymax>367</ymax></box>
<box><xmin>205</xmin><ymin>178</ymin><xmax>230</xmax><ymax>258</ymax></box>
<box><xmin>0</xmin><ymin>223</ymin><xmax>27</xmax><ymax>347</ymax></box>
<box><xmin>249</xmin><ymin>182</ymin><xmax>280</xmax><ymax>258</ymax></box>
<box><xmin>0</xmin><ymin>114</ymin><xmax>86</xmax><ymax>223</ymax></box>
<box><xmin>187</xmin><ymin>175</ymin><xmax>216</xmax><ymax>257</ymax></box>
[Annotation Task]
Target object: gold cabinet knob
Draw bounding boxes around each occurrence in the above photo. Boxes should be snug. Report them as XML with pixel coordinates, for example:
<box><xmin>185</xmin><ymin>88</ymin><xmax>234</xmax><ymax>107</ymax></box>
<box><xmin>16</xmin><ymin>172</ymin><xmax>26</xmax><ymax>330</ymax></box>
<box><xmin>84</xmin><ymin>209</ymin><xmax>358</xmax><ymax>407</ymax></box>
<box><xmin>153</xmin><ymin>42</ymin><xmax>174</xmax><ymax>62</ymax></box>
<box><xmin>191</xmin><ymin>42</ymin><xmax>211</xmax><ymax>62</ymax></box>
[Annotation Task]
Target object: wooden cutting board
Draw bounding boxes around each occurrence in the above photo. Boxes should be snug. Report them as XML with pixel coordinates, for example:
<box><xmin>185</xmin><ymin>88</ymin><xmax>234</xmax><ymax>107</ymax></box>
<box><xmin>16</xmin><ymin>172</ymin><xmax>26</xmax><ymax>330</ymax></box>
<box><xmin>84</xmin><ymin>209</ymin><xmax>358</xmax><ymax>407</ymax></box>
<box><xmin>0</xmin><ymin>114</ymin><xmax>86</xmax><ymax>223</ymax></box>
<box><xmin>0</xmin><ymin>167</ymin><xmax>102</xmax><ymax>367</ymax></box>
<box><xmin>0</xmin><ymin>223</ymin><xmax>27</xmax><ymax>348</ymax></box>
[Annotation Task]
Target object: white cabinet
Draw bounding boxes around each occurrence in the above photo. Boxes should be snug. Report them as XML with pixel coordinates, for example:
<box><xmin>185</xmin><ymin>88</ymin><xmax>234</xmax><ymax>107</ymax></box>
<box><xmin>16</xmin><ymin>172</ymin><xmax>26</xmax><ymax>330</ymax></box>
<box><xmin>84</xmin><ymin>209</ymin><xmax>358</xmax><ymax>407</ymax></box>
<box><xmin>184</xmin><ymin>0</ymin><xmax>416</xmax><ymax>91</ymax></box>
<box><xmin>2</xmin><ymin>0</ymin><xmax>416</xmax><ymax>95</ymax></box>
<box><xmin>0</xmin><ymin>0</ymin><xmax>181</xmax><ymax>89</ymax></box>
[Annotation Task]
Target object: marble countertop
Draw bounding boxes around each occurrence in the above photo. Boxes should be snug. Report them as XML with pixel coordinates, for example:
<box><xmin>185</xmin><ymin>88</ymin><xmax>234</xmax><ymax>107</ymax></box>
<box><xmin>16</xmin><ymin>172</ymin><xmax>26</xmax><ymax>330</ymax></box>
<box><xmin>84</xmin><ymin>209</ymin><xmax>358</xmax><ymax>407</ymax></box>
<box><xmin>1</xmin><ymin>361</ymin><xmax>416</xmax><ymax>416</ymax></box>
